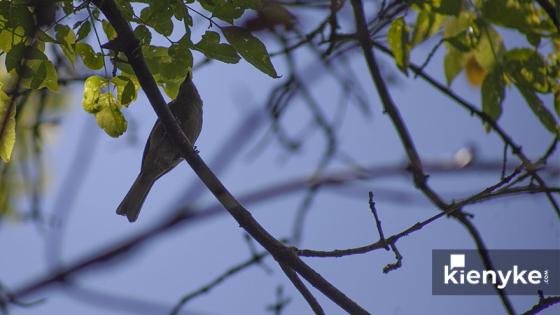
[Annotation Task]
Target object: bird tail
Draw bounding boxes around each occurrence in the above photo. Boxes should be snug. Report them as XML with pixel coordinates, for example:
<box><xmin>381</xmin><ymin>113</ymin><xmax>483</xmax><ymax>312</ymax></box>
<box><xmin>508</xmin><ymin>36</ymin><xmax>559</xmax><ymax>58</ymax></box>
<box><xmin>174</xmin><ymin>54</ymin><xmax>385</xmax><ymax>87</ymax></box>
<box><xmin>116</xmin><ymin>172</ymin><xmax>154</xmax><ymax>222</ymax></box>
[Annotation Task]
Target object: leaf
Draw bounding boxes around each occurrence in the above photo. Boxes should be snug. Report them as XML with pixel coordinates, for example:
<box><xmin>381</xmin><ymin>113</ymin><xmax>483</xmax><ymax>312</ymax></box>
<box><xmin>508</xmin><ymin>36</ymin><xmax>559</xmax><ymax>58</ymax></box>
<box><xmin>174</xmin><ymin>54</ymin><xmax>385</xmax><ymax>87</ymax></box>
<box><xmin>5</xmin><ymin>44</ymin><xmax>47</xmax><ymax>73</ymax></box>
<box><xmin>55</xmin><ymin>24</ymin><xmax>76</xmax><ymax>64</ymax></box>
<box><xmin>0</xmin><ymin>28</ymin><xmax>25</xmax><ymax>52</ymax></box>
<box><xmin>82</xmin><ymin>75</ymin><xmax>108</xmax><ymax>113</ymax></box>
<box><xmin>102</xmin><ymin>20</ymin><xmax>117</xmax><ymax>40</ymax></box>
<box><xmin>388</xmin><ymin>17</ymin><xmax>410</xmax><ymax>75</ymax></box>
<box><xmin>94</xmin><ymin>98</ymin><xmax>127</xmax><ymax>137</ymax></box>
<box><xmin>481</xmin><ymin>66</ymin><xmax>505</xmax><ymax>123</ymax></box>
<box><xmin>517</xmin><ymin>85</ymin><xmax>558</xmax><ymax>134</ymax></box>
<box><xmin>76</xmin><ymin>43</ymin><xmax>104</xmax><ymax>70</ymax></box>
<box><xmin>411</xmin><ymin>10</ymin><xmax>444</xmax><ymax>47</ymax></box>
<box><xmin>472</xmin><ymin>24</ymin><xmax>503</xmax><ymax>71</ymax></box>
<box><xmin>526</xmin><ymin>32</ymin><xmax>541</xmax><ymax>47</ymax></box>
<box><xmin>198</xmin><ymin>0</ymin><xmax>250</xmax><ymax>23</ymax></box>
<box><xmin>122</xmin><ymin>80</ymin><xmax>136</xmax><ymax>105</ymax></box>
<box><xmin>134</xmin><ymin>25</ymin><xmax>152</xmax><ymax>45</ymax></box>
<box><xmin>435</xmin><ymin>0</ymin><xmax>461</xmax><ymax>16</ymax></box>
<box><xmin>76</xmin><ymin>21</ymin><xmax>91</xmax><ymax>41</ymax></box>
<box><xmin>30</xmin><ymin>61</ymin><xmax>47</xmax><ymax>89</ymax></box>
<box><xmin>481</xmin><ymin>0</ymin><xmax>539</xmax><ymax>34</ymax></box>
<box><xmin>412</xmin><ymin>0</ymin><xmax>461</xmax><ymax>16</ymax></box>
<box><xmin>464</xmin><ymin>54</ymin><xmax>486</xmax><ymax>86</ymax></box>
<box><xmin>37</xmin><ymin>30</ymin><xmax>58</xmax><ymax>43</ymax></box>
<box><xmin>444</xmin><ymin>18</ymin><xmax>481</xmax><ymax>52</ymax></box>
<box><xmin>0</xmin><ymin>84</ymin><xmax>15</xmax><ymax>163</ymax></box>
<box><xmin>194</xmin><ymin>31</ymin><xmax>240</xmax><ymax>64</ymax></box>
<box><xmin>554</xmin><ymin>91</ymin><xmax>560</xmax><ymax>117</ymax></box>
<box><xmin>222</xmin><ymin>26</ymin><xmax>279</xmax><ymax>78</ymax></box>
<box><xmin>504</xmin><ymin>48</ymin><xmax>550</xmax><ymax>93</ymax></box>
<box><xmin>0</xmin><ymin>3</ymin><xmax>34</xmax><ymax>35</ymax></box>
<box><xmin>42</xmin><ymin>59</ymin><xmax>59</xmax><ymax>91</ymax></box>
<box><xmin>212</xmin><ymin>3</ymin><xmax>245</xmax><ymax>23</ymax></box>
<box><xmin>140</xmin><ymin>4</ymin><xmax>174</xmax><ymax>36</ymax></box>
<box><xmin>444</xmin><ymin>48</ymin><xmax>463</xmax><ymax>86</ymax></box>
<box><xmin>8</xmin><ymin>56</ymin><xmax>59</xmax><ymax>91</ymax></box>
<box><xmin>115</xmin><ymin>0</ymin><xmax>135</xmax><ymax>20</ymax></box>
<box><xmin>112</xmin><ymin>75</ymin><xmax>137</xmax><ymax>106</ymax></box>
<box><xmin>143</xmin><ymin>45</ymin><xmax>192</xmax><ymax>97</ymax></box>
<box><xmin>444</xmin><ymin>12</ymin><xmax>474</xmax><ymax>43</ymax></box>
<box><xmin>144</xmin><ymin>45</ymin><xmax>190</xmax><ymax>78</ymax></box>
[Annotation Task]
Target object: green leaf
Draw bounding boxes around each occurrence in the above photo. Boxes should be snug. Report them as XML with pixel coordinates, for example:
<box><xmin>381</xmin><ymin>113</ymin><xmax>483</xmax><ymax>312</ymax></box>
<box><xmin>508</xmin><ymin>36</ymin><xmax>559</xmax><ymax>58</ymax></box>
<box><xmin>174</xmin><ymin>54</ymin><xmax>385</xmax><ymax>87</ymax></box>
<box><xmin>30</xmin><ymin>61</ymin><xmax>47</xmax><ymax>89</ymax></box>
<box><xmin>526</xmin><ymin>32</ymin><xmax>541</xmax><ymax>47</ymax></box>
<box><xmin>0</xmin><ymin>83</ymin><xmax>15</xmax><ymax>163</ymax></box>
<box><xmin>387</xmin><ymin>17</ymin><xmax>410</xmax><ymax>75</ymax></box>
<box><xmin>444</xmin><ymin>18</ymin><xmax>481</xmax><ymax>52</ymax></box>
<box><xmin>444</xmin><ymin>12</ymin><xmax>474</xmax><ymax>43</ymax></box>
<box><xmin>115</xmin><ymin>0</ymin><xmax>135</xmax><ymax>20</ymax></box>
<box><xmin>517</xmin><ymin>85</ymin><xmax>558</xmax><ymax>133</ymax></box>
<box><xmin>122</xmin><ymin>80</ymin><xmax>136</xmax><ymax>105</ymax></box>
<box><xmin>504</xmin><ymin>48</ymin><xmax>550</xmax><ymax>93</ymax></box>
<box><xmin>82</xmin><ymin>75</ymin><xmax>108</xmax><ymax>113</ymax></box>
<box><xmin>76</xmin><ymin>43</ymin><xmax>104</xmax><ymax>70</ymax></box>
<box><xmin>172</xmin><ymin>0</ymin><xmax>193</xmax><ymax>25</ymax></box>
<box><xmin>411</xmin><ymin>10</ymin><xmax>444</xmax><ymax>47</ymax></box>
<box><xmin>222</xmin><ymin>26</ymin><xmax>278</xmax><ymax>78</ymax></box>
<box><xmin>473</xmin><ymin>24</ymin><xmax>503</xmax><ymax>71</ymax></box>
<box><xmin>134</xmin><ymin>25</ymin><xmax>152</xmax><ymax>45</ymax></box>
<box><xmin>555</xmin><ymin>91</ymin><xmax>560</xmax><ymax>117</ymax></box>
<box><xmin>0</xmin><ymin>3</ymin><xmax>34</xmax><ymax>35</ymax></box>
<box><xmin>112</xmin><ymin>75</ymin><xmax>137</xmax><ymax>106</ymax></box>
<box><xmin>3</xmin><ymin>44</ymin><xmax>58</xmax><ymax>91</ymax></box>
<box><xmin>433</xmin><ymin>0</ymin><xmax>461</xmax><ymax>16</ymax></box>
<box><xmin>199</xmin><ymin>0</ymin><xmax>249</xmax><ymax>23</ymax></box>
<box><xmin>5</xmin><ymin>44</ymin><xmax>47</xmax><ymax>73</ymax></box>
<box><xmin>194</xmin><ymin>31</ymin><xmax>240</xmax><ymax>64</ymax></box>
<box><xmin>140</xmin><ymin>4</ymin><xmax>174</xmax><ymax>36</ymax></box>
<box><xmin>37</xmin><ymin>30</ymin><xmax>58</xmax><ymax>43</ymax></box>
<box><xmin>213</xmin><ymin>4</ymin><xmax>245</xmax><ymax>23</ymax></box>
<box><xmin>102</xmin><ymin>20</ymin><xmax>117</xmax><ymax>40</ymax></box>
<box><xmin>481</xmin><ymin>66</ymin><xmax>505</xmax><ymax>123</ymax></box>
<box><xmin>144</xmin><ymin>45</ymin><xmax>191</xmax><ymax>79</ymax></box>
<box><xmin>55</xmin><ymin>24</ymin><xmax>77</xmax><ymax>64</ymax></box>
<box><xmin>412</xmin><ymin>0</ymin><xmax>461</xmax><ymax>16</ymax></box>
<box><xmin>0</xmin><ymin>28</ymin><xmax>25</xmax><ymax>52</ymax></box>
<box><xmin>481</xmin><ymin>0</ymin><xmax>539</xmax><ymax>34</ymax></box>
<box><xmin>143</xmin><ymin>45</ymin><xmax>192</xmax><ymax>97</ymax></box>
<box><xmin>76</xmin><ymin>21</ymin><xmax>92</xmax><ymax>41</ymax></box>
<box><xmin>41</xmin><ymin>59</ymin><xmax>59</xmax><ymax>91</ymax></box>
<box><xmin>444</xmin><ymin>48</ymin><xmax>463</xmax><ymax>86</ymax></box>
<box><xmin>75</xmin><ymin>43</ymin><xmax>101</xmax><ymax>68</ymax></box>
<box><xmin>94</xmin><ymin>98</ymin><xmax>127</xmax><ymax>137</ymax></box>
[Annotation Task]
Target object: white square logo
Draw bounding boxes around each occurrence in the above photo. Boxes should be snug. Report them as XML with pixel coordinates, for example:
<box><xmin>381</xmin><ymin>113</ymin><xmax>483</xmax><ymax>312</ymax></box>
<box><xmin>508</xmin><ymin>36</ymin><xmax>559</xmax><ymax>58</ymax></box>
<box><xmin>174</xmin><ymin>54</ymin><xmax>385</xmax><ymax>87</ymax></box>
<box><xmin>449</xmin><ymin>254</ymin><xmax>465</xmax><ymax>269</ymax></box>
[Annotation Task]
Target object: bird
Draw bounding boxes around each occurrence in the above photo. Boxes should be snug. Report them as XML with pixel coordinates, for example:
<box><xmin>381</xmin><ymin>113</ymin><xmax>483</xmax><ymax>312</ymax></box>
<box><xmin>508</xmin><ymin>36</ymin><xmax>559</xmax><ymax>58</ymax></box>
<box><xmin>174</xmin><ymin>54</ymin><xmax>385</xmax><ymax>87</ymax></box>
<box><xmin>116</xmin><ymin>74</ymin><xmax>203</xmax><ymax>222</ymax></box>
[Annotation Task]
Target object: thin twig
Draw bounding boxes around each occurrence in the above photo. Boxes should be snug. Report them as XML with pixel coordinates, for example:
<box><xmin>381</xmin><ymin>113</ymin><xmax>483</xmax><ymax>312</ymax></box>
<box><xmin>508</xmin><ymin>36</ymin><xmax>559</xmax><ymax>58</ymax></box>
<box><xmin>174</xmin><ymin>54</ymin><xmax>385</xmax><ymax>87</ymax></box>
<box><xmin>368</xmin><ymin>192</ymin><xmax>387</xmax><ymax>249</ymax></box>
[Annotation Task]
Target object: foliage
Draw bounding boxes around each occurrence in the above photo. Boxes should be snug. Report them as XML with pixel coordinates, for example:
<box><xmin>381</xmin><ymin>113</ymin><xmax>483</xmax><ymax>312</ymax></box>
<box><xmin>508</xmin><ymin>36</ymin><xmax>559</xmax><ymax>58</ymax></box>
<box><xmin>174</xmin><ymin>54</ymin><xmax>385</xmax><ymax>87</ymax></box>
<box><xmin>1</xmin><ymin>0</ymin><xmax>274</xmax><ymax>146</ymax></box>
<box><xmin>0</xmin><ymin>0</ymin><xmax>278</xmax><ymax>214</ymax></box>
<box><xmin>392</xmin><ymin>0</ymin><xmax>560</xmax><ymax>134</ymax></box>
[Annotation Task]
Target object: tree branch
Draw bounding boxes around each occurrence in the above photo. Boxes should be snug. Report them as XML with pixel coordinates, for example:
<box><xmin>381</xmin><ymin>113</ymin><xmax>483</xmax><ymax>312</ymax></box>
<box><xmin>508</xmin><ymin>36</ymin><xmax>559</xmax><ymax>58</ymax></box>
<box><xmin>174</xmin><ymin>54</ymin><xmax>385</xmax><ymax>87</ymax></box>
<box><xmin>87</xmin><ymin>1</ymin><xmax>370</xmax><ymax>314</ymax></box>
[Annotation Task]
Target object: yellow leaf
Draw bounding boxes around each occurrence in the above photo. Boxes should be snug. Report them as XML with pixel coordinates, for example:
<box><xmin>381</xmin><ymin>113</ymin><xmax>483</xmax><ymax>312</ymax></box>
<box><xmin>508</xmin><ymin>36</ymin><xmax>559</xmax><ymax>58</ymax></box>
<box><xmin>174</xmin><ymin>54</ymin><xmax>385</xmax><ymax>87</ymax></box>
<box><xmin>465</xmin><ymin>55</ymin><xmax>486</xmax><ymax>86</ymax></box>
<box><xmin>0</xmin><ymin>83</ymin><xmax>15</xmax><ymax>163</ymax></box>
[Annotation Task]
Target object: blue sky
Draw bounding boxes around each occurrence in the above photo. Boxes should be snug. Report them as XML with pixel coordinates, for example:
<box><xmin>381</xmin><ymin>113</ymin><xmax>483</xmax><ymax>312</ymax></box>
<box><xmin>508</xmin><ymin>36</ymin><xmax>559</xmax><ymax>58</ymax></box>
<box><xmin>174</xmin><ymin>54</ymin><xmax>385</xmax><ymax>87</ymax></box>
<box><xmin>1</xmin><ymin>4</ymin><xmax>559</xmax><ymax>315</ymax></box>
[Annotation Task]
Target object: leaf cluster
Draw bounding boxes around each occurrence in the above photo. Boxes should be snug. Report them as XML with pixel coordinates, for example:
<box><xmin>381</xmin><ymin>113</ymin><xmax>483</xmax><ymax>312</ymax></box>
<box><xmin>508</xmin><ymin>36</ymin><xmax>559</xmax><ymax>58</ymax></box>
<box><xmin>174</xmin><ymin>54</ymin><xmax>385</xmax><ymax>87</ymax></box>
<box><xmin>387</xmin><ymin>0</ymin><xmax>560</xmax><ymax>134</ymax></box>
<box><xmin>0</xmin><ymin>0</ymin><xmax>279</xmax><ymax>165</ymax></box>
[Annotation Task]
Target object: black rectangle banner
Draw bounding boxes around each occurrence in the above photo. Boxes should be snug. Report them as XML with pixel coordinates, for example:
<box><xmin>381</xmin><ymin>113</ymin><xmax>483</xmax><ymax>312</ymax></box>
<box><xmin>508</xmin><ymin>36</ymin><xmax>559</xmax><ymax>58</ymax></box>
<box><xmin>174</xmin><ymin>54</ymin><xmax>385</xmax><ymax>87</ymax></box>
<box><xmin>432</xmin><ymin>250</ymin><xmax>560</xmax><ymax>295</ymax></box>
